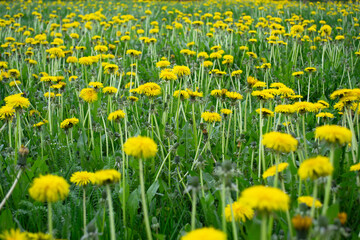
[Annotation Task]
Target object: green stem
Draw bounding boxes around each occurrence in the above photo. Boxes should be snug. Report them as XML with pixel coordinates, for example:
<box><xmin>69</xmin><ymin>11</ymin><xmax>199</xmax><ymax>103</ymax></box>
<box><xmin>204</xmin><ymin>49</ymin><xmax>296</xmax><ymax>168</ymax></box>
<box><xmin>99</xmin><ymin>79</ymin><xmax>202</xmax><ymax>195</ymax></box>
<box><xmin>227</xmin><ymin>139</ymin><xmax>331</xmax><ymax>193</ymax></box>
<box><xmin>118</xmin><ymin>123</ymin><xmax>127</xmax><ymax>227</ymax></box>
<box><xmin>310</xmin><ymin>180</ymin><xmax>318</xmax><ymax>219</ymax></box>
<box><xmin>302</xmin><ymin>115</ymin><xmax>308</xmax><ymax>159</ymax></box>
<box><xmin>106</xmin><ymin>185</ymin><xmax>116</xmax><ymax>240</ymax></box>
<box><xmin>261</xmin><ymin>214</ymin><xmax>267</xmax><ymax>240</ymax></box>
<box><xmin>221</xmin><ymin>179</ymin><xmax>227</xmax><ymax>234</ymax></box>
<box><xmin>322</xmin><ymin>145</ymin><xmax>335</xmax><ymax>215</ymax></box>
<box><xmin>48</xmin><ymin>202</ymin><xmax>53</xmax><ymax>239</ymax></box>
<box><xmin>191</xmin><ymin>190</ymin><xmax>197</xmax><ymax>230</ymax></box>
<box><xmin>200</xmin><ymin>169</ymin><xmax>205</xmax><ymax>198</ymax></box>
<box><xmin>139</xmin><ymin>159</ymin><xmax>153</xmax><ymax>240</ymax></box>
<box><xmin>274</xmin><ymin>153</ymin><xmax>280</xmax><ymax>188</ymax></box>
<box><xmin>192</xmin><ymin>103</ymin><xmax>198</xmax><ymax>148</ymax></box>
<box><xmin>83</xmin><ymin>188</ymin><xmax>87</xmax><ymax>235</ymax></box>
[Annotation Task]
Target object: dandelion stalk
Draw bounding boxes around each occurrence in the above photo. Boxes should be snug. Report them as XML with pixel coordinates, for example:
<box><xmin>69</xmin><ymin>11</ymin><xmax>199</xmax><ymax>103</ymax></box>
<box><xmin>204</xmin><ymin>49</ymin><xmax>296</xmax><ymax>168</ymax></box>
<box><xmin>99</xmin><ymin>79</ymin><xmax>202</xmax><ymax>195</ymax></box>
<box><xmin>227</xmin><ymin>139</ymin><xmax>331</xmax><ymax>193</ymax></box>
<box><xmin>48</xmin><ymin>202</ymin><xmax>53</xmax><ymax>239</ymax></box>
<box><xmin>105</xmin><ymin>185</ymin><xmax>116</xmax><ymax>240</ymax></box>
<box><xmin>310</xmin><ymin>180</ymin><xmax>318</xmax><ymax>219</ymax></box>
<box><xmin>139</xmin><ymin>158</ymin><xmax>153</xmax><ymax>240</ymax></box>
<box><xmin>83</xmin><ymin>188</ymin><xmax>87</xmax><ymax>235</ymax></box>
<box><xmin>322</xmin><ymin>145</ymin><xmax>335</xmax><ymax>216</ymax></box>
<box><xmin>221</xmin><ymin>179</ymin><xmax>227</xmax><ymax>234</ymax></box>
<box><xmin>191</xmin><ymin>190</ymin><xmax>197</xmax><ymax>230</ymax></box>
<box><xmin>258</xmin><ymin>100</ymin><xmax>264</xmax><ymax>178</ymax></box>
<box><xmin>88</xmin><ymin>103</ymin><xmax>95</xmax><ymax>149</ymax></box>
<box><xmin>0</xmin><ymin>169</ymin><xmax>22</xmax><ymax>211</ymax></box>
<box><xmin>261</xmin><ymin>214</ymin><xmax>267</xmax><ymax>240</ymax></box>
<box><xmin>118</xmin><ymin>122</ymin><xmax>127</xmax><ymax>227</ymax></box>
<box><xmin>192</xmin><ymin>103</ymin><xmax>198</xmax><ymax>148</ymax></box>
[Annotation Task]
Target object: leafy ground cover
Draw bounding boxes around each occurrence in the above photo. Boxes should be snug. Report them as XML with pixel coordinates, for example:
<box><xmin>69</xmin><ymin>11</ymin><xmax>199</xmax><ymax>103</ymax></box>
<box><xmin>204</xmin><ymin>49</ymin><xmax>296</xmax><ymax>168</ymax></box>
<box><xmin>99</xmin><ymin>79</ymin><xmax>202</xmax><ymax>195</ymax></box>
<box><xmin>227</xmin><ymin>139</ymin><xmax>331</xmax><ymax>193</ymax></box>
<box><xmin>0</xmin><ymin>0</ymin><xmax>360</xmax><ymax>239</ymax></box>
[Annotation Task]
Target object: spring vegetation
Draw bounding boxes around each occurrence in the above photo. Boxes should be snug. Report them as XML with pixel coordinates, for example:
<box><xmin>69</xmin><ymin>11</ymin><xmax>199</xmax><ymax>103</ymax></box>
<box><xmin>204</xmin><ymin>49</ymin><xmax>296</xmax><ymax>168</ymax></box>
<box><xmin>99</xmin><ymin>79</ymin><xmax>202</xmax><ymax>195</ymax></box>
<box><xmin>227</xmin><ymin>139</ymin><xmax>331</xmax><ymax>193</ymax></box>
<box><xmin>0</xmin><ymin>0</ymin><xmax>360</xmax><ymax>239</ymax></box>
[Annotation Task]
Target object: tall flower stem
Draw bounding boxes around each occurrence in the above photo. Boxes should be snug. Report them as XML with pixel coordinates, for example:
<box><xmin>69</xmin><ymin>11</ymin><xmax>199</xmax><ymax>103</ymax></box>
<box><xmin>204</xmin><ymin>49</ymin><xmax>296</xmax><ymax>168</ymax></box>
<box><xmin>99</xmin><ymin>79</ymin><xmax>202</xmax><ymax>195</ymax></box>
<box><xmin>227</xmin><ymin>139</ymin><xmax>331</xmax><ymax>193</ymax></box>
<box><xmin>261</xmin><ymin>214</ymin><xmax>267</xmax><ymax>240</ymax></box>
<box><xmin>274</xmin><ymin>153</ymin><xmax>280</xmax><ymax>188</ymax></box>
<box><xmin>192</xmin><ymin>103</ymin><xmax>198</xmax><ymax>148</ymax></box>
<box><xmin>302</xmin><ymin>115</ymin><xmax>308</xmax><ymax>159</ymax></box>
<box><xmin>8</xmin><ymin>120</ymin><xmax>12</xmax><ymax>148</ymax></box>
<box><xmin>47</xmin><ymin>87</ymin><xmax>52</xmax><ymax>135</ymax></box>
<box><xmin>0</xmin><ymin>169</ymin><xmax>22</xmax><ymax>211</ymax></box>
<box><xmin>258</xmin><ymin>100</ymin><xmax>264</xmax><ymax>178</ymax></box>
<box><xmin>66</xmin><ymin>133</ymin><xmax>72</xmax><ymax>162</ymax></box>
<box><xmin>139</xmin><ymin>159</ymin><xmax>153</xmax><ymax>240</ymax></box>
<box><xmin>83</xmin><ymin>188</ymin><xmax>87</xmax><ymax>235</ymax></box>
<box><xmin>199</xmin><ymin>169</ymin><xmax>205</xmax><ymax>198</ymax></box>
<box><xmin>191</xmin><ymin>190</ymin><xmax>197</xmax><ymax>230</ymax></box>
<box><xmin>106</xmin><ymin>185</ymin><xmax>116</xmax><ymax>240</ymax></box>
<box><xmin>88</xmin><ymin>103</ymin><xmax>95</xmax><ymax>149</ymax></box>
<box><xmin>221</xmin><ymin>179</ymin><xmax>227</xmax><ymax>234</ymax></box>
<box><xmin>227</xmin><ymin>192</ymin><xmax>238</xmax><ymax>240</ymax></box>
<box><xmin>322</xmin><ymin>145</ymin><xmax>335</xmax><ymax>215</ymax></box>
<box><xmin>118</xmin><ymin>123</ymin><xmax>127</xmax><ymax>227</ymax></box>
<box><xmin>310</xmin><ymin>180</ymin><xmax>318</xmax><ymax>219</ymax></box>
<box><xmin>48</xmin><ymin>202</ymin><xmax>53</xmax><ymax>239</ymax></box>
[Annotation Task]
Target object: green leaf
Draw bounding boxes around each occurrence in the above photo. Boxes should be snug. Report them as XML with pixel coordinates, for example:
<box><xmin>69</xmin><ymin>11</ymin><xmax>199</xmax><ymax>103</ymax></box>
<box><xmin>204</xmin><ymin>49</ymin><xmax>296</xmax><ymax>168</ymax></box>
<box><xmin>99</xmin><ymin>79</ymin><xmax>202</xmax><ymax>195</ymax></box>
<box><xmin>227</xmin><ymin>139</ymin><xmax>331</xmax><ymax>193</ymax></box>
<box><xmin>0</xmin><ymin>208</ymin><xmax>14</xmax><ymax>229</ymax></box>
<box><xmin>127</xmin><ymin>187</ymin><xmax>140</xmax><ymax>224</ymax></box>
<box><xmin>146</xmin><ymin>180</ymin><xmax>159</xmax><ymax>203</ymax></box>
<box><xmin>326</xmin><ymin>203</ymin><xmax>339</xmax><ymax>221</ymax></box>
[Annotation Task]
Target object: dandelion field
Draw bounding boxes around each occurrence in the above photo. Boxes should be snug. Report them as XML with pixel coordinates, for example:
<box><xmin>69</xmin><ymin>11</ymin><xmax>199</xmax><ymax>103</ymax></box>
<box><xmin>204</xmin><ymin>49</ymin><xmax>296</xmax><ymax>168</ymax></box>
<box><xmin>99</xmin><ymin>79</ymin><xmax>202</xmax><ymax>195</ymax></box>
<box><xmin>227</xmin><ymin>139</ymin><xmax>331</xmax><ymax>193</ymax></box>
<box><xmin>1</xmin><ymin>0</ymin><xmax>360</xmax><ymax>239</ymax></box>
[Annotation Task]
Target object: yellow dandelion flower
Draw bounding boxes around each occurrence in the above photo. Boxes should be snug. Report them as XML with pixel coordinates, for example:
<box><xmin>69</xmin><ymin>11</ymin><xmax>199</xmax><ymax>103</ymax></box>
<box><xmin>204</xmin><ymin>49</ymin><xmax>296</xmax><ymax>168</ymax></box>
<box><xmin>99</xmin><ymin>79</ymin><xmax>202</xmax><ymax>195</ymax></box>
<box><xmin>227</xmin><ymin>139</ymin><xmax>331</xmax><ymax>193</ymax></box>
<box><xmin>225</xmin><ymin>200</ymin><xmax>254</xmax><ymax>222</ymax></box>
<box><xmin>350</xmin><ymin>162</ymin><xmax>360</xmax><ymax>172</ymax></box>
<box><xmin>316</xmin><ymin>112</ymin><xmax>334</xmax><ymax>118</ymax></box>
<box><xmin>315</xmin><ymin>125</ymin><xmax>352</xmax><ymax>145</ymax></box>
<box><xmin>29</xmin><ymin>174</ymin><xmax>70</xmax><ymax>203</ymax></box>
<box><xmin>298</xmin><ymin>196</ymin><xmax>322</xmax><ymax>208</ymax></box>
<box><xmin>292</xmin><ymin>215</ymin><xmax>312</xmax><ymax>231</ymax></box>
<box><xmin>201</xmin><ymin>111</ymin><xmax>221</xmax><ymax>123</ymax></box>
<box><xmin>94</xmin><ymin>169</ymin><xmax>121</xmax><ymax>185</ymax></box>
<box><xmin>89</xmin><ymin>81</ymin><xmax>103</xmax><ymax>89</ymax></box>
<box><xmin>79</xmin><ymin>88</ymin><xmax>98</xmax><ymax>103</ymax></box>
<box><xmin>226</xmin><ymin>91</ymin><xmax>243</xmax><ymax>101</ymax></box>
<box><xmin>108</xmin><ymin>109</ymin><xmax>125</xmax><ymax>121</ymax></box>
<box><xmin>160</xmin><ymin>70</ymin><xmax>177</xmax><ymax>81</ymax></box>
<box><xmin>262</xmin><ymin>163</ymin><xmax>289</xmax><ymax>179</ymax></box>
<box><xmin>239</xmin><ymin>185</ymin><xmax>290</xmax><ymax>212</ymax></box>
<box><xmin>156</xmin><ymin>60</ymin><xmax>171</xmax><ymax>68</ymax></box>
<box><xmin>221</xmin><ymin>109</ymin><xmax>232</xmax><ymax>115</ymax></box>
<box><xmin>123</xmin><ymin>136</ymin><xmax>158</xmax><ymax>159</ymax></box>
<box><xmin>256</xmin><ymin>108</ymin><xmax>274</xmax><ymax>117</ymax></box>
<box><xmin>173</xmin><ymin>90</ymin><xmax>189</xmax><ymax>100</ymax></box>
<box><xmin>102</xmin><ymin>86</ymin><xmax>118</xmax><ymax>95</ymax></box>
<box><xmin>26</xmin><ymin>232</ymin><xmax>52</xmax><ymax>240</ymax></box>
<box><xmin>275</xmin><ymin>104</ymin><xmax>296</xmax><ymax>114</ymax></box>
<box><xmin>0</xmin><ymin>105</ymin><xmax>15</xmax><ymax>120</ymax></box>
<box><xmin>251</xmin><ymin>90</ymin><xmax>274</xmax><ymax>100</ymax></box>
<box><xmin>0</xmin><ymin>229</ymin><xmax>27</xmax><ymax>240</ymax></box>
<box><xmin>173</xmin><ymin>65</ymin><xmax>190</xmax><ymax>77</ymax></box>
<box><xmin>298</xmin><ymin>156</ymin><xmax>333</xmax><ymax>180</ymax></box>
<box><xmin>70</xmin><ymin>171</ymin><xmax>95</xmax><ymax>186</ymax></box>
<box><xmin>262</xmin><ymin>132</ymin><xmax>298</xmax><ymax>153</ymax></box>
<box><xmin>181</xmin><ymin>228</ymin><xmax>226</xmax><ymax>240</ymax></box>
<box><xmin>4</xmin><ymin>93</ymin><xmax>30</xmax><ymax>109</ymax></box>
<box><xmin>60</xmin><ymin>118</ymin><xmax>79</xmax><ymax>129</ymax></box>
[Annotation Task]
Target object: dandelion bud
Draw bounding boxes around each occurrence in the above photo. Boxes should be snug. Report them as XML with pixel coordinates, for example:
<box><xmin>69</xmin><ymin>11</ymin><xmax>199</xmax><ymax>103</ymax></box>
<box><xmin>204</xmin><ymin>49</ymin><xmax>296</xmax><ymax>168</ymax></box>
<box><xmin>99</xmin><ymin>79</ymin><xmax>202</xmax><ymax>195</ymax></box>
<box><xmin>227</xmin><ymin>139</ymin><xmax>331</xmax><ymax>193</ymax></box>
<box><xmin>87</xmin><ymin>221</ymin><xmax>97</xmax><ymax>234</ymax></box>
<box><xmin>188</xmin><ymin>176</ymin><xmax>200</xmax><ymax>190</ymax></box>
<box><xmin>173</xmin><ymin>156</ymin><xmax>180</xmax><ymax>164</ymax></box>
<box><xmin>151</xmin><ymin>217</ymin><xmax>160</xmax><ymax>231</ymax></box>
<box><xmin>17</xmin><ymin>145</ymin><xmax>29</xmax><ymax>167</ymax></box>
<box><xmin>318</xmin><ymin>216</ymin><xmax>328</xmax><ymax>228</ymax></box>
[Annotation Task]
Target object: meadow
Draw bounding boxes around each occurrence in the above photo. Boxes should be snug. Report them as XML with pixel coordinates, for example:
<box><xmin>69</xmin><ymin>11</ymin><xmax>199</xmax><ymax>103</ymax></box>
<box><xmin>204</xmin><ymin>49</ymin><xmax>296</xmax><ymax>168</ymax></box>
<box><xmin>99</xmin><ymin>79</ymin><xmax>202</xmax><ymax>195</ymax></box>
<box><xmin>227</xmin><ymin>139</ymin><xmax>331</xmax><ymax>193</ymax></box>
<box><xmin>0</xmin><ymin>0</ymin><xmax>360</xmax><ymax>239</ymax></box>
